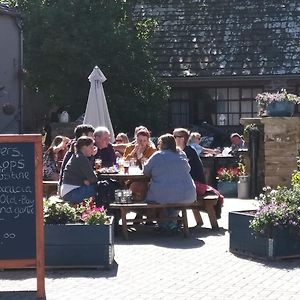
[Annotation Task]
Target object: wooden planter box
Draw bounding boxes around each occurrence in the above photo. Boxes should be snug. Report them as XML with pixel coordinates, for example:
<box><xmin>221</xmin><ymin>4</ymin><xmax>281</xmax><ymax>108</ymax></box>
<box><xmin>45</xmin><ymin>216</ymin><xmax>114</xmax><ymax>268</ymax></box>
<box><xmin>229</xmin><ymin>211</ymin><xmax>300</xmax><ymax>260</ymax></box>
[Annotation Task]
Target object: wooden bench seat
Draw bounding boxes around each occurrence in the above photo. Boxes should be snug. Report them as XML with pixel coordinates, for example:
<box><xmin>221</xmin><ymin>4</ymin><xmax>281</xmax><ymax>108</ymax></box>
<box><xmin>43</xmin><ymin>180</ymin><xmax>59</xmax><ymax>198</ymax></box>
<box><xmin>109</xmin><ymin>195</ymin><xmax>219</xmax><ymax>239</ymax></box>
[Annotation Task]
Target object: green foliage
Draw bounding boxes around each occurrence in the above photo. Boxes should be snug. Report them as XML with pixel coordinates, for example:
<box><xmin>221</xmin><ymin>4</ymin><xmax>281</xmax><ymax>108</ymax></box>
<box><xmin>243</xmin><ymin>123</ymin><xmax>259</xmax><ymax>141</ymax></box>
<box><xmin>44</xmin><ymin>198</ymin><xmax>76</xmax><ymax>224</ymax></box>
<box><xmin>43</xmin><ymin>198</ymin><xmax>109</xmax><ymax>225</ymax></box>
<box><xmin>3</xmin><ymin>0</ymin><xmax>169</xmax><ymax>134</ymax></box>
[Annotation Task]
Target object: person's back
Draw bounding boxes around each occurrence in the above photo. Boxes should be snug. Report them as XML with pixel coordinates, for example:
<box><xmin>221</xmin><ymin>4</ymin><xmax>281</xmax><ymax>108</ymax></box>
<box><xmin>144</xmin><ymin>150</ymin><xmax>196</xmax><ymax>204</ymax></box>
<box><xmin>144</xmin><ymin>134</ymin><xmax>196</xmax><ymax>204</ymax></box>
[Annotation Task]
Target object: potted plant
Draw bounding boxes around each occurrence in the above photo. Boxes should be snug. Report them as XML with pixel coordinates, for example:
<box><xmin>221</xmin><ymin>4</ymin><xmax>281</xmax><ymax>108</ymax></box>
<box><xmin>229</xmin><ymin>183</ymin><xmax>300</xmax><ymax>260</ymax></box>
<box><xmin>255</xmin><ymin>89</ymin><xmax>300</xmax><ymax>117</ymax></box>
<box><xmin>216</xmin><ymin>166</ymin><xmax>242</xmax><ymax>197</ymax></box>
<box><xmin>237</xmin><ymin>157</ymin><xmax>249</xmax><ymax>199</ymax></box>
<box><xmin>44</xmin><ymin>198</ymin><xmax>114</xmax><ymax>268</ymax></box>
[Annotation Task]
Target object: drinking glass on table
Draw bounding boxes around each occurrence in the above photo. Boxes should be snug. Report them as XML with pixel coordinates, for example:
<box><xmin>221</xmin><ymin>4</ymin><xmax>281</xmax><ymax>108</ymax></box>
<box><xmin>123</xmin><ymin>160</ymin><xmax>130</xmax><ymax>174</ymax></box>
<box><xmin>95</xmin><ymin>159</ymin><xmax>102</xmax><ymax>171</ymax></box>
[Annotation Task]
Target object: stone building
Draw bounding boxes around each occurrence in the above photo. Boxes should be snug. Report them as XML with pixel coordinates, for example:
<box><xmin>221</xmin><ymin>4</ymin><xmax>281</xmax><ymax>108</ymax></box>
<box><xmin>134</xmin><ymin>1</ymin><xmax>300</xmax><ymax>134</ymax></box>
<box><xmin>0</xmin><ymin>4</ymin><xmax>23</xmax><ymax>133</ymax></box>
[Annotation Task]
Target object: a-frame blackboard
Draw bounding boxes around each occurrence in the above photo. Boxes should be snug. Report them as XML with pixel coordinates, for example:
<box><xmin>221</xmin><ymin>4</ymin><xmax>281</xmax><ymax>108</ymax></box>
<box><xmin>0</xmin><ymin>134</ymin><xmax>45</xmax><ymax>298</ymax></box>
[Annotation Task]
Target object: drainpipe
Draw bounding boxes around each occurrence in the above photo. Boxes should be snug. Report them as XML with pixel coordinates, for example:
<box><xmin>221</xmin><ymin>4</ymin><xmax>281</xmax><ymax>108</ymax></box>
<box><xmin>249</xmin><ymin>128</ymin><xmax>260</xmax><ymax>198</ymax></box>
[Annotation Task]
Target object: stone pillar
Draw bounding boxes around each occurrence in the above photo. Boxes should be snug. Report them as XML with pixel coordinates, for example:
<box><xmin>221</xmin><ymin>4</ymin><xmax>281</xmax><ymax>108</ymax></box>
<box><xmin>261</xmin><ymin>117</ymin><xmax>300</xmax><ymax>188</ymax></box>
<box><xmin>241</xmin><ymin>117</ymin><xmax>300</xmax><ymax>190</ymax></box>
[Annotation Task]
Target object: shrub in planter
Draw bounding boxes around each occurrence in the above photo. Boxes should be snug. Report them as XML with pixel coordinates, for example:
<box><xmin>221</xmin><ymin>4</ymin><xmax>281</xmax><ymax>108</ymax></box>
<box><xmin>216</xmin><ymin>166</ymin><xmax>242</xmax><ymax>197</ymax></box>
<box><xmin>229</xmin><ymin>186</ymin><xmax>300</xmax><ymax>260</ymax></box>
<box><xmin>44</xmin><ymin>198</ymin><xmax>76</xmax><ymax>224</ymax></box>
<box><xmin>44</xmin><ymin>198</ymin><xmax>114</xmax><ymax>268</ymax></box>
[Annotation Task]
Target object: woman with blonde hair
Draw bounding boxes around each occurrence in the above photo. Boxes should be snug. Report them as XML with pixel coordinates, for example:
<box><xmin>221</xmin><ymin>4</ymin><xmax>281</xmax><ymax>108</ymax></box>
<box><xmin>188</xmin><ymin>132</ymin><xmax>218</xmax><ymax>157</ymax></box>
<box><xmin>114</xmin><ymin>132</ymin><xmax>129</xmax><ymax>157</ymax></box>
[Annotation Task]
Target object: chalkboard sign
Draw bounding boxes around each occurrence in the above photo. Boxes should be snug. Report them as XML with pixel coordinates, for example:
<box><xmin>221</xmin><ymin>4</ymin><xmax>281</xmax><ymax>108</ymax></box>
<box><xmin>0</xmin><ymin>142</ymin><xmax>36</xmax><ymax>259</ymax></box>
<box><xmin>0</xmin><ymin>135</ymin><xmax>45</xmax><ymax>298</ymax></box>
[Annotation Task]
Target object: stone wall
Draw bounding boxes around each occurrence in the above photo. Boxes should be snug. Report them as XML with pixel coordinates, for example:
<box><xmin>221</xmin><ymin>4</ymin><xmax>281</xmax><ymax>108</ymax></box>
<box><xmin>261</xmin><ymin>117</ymin><xmax>300</xmax><ymax>188</ymax></box>
<box><xmin>241</xmin><ymin>117</ymin><xmax>300</xmax><ymax>190</ymax></box>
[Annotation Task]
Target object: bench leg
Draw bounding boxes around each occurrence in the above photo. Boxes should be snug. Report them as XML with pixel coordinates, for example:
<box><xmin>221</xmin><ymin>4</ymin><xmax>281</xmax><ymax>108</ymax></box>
<box><xmin>192</xmin><ymin>209</ymin><xmax>203</xmax><ymax>226</ymax></box>
<box><xmin>204</xmin><ymin>202</ymin><xmax>219</xmax><ymax>230</ymax></box>
<box><xmin>120</xmin><ymin>208</ymin><xmax>129</xmax><ymax>240</ymax></box>
<box><xmin>181</xmin><ymin>209</ymin><xmax>189</xmax><ymax>237</ymax></box>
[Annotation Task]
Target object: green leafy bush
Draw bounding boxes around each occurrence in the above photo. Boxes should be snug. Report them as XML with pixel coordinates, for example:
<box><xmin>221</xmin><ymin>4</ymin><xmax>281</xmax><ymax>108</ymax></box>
<box><xmin>44</xmin><ymin>198</ymin><xmax>76</xmax><ymax>224</ymax></box>
<box><xmin>44</xmin><ymin>198</ymin><xmax>109</xmax><ymax>225</ymax></box>
<box><xmin>291</xmin><ymin>156</ymin><xmax>300</xmax><ymax>189</ymax></box>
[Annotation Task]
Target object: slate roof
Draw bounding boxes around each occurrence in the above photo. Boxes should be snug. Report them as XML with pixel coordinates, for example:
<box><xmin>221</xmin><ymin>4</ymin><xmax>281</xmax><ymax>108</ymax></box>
<box><xmin>0</xmin><ymin>4</ymin><xmax>19</xmax><ymax>17</ymax></box>
<box><xmin>134</xmin><ymin>0</ymin><xmax>300</xmax><ymax>78</ymax></box>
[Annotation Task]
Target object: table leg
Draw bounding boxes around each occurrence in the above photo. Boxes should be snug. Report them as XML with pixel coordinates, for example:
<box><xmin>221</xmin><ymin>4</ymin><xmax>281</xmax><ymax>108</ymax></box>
<box><xmin>181</xmin><ymin>208</ymin><xmax>189</xmax><ymax>237</ymax></box>
<box><xmin>120</xmin><ymin>208</ymin><xmax>129</xmax><ymax>240</ymax></box>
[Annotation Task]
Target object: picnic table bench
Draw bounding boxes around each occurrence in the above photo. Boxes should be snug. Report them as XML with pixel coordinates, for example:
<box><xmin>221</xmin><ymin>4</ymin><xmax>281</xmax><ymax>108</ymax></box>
<box><xmin>110</xmin><ymin>194</ymin><xmax>219</xmax><ymax>239</ymax></box>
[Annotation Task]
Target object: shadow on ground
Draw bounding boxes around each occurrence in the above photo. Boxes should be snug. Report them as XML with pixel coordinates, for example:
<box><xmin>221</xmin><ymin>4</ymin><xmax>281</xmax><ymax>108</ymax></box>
<box><xmin>230</xmin><ymin>252</ymin><xmax>300</xmax><ymax>270</ymax></box>
<box><xmin>0</xmin><ymin>291</ymin><xmax>37</xmax><ymax>300</ymax></box>
<box><xmin>114</xmin><ymin>225</ymin><xmax>226</xmax><ymax>249</ymax></box>
<box><xmin>0</xmin><ymin>262</ymin><xmax>118</xmax><ymax>281</ymax></box>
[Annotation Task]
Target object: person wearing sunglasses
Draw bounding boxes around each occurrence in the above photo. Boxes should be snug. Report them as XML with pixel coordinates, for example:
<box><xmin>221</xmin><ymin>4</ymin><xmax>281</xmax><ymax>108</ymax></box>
<box><xmin>114</xmin><ymin>132</ymin><xmax>129</xmax><ymax>157</ymax></box>
<box><xmin>173</xmin><ymin>128</ymin><xmax>224</xmax><ymax>222</ymax></box>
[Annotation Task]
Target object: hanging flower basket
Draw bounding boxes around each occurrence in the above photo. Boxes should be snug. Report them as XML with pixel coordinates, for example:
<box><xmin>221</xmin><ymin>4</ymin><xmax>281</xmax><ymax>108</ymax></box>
<box><xmin>2</xmin><ymin>103</ymin><xmax>16</xmax><ymax>115</ymax></box>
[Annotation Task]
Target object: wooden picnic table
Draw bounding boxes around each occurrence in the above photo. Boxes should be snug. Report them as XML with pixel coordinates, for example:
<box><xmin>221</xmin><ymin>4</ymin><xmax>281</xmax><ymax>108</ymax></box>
<box><xmin>96</xmin><ymin>171</ymin><xmax>150</xmax><ymax>188</ymax></box>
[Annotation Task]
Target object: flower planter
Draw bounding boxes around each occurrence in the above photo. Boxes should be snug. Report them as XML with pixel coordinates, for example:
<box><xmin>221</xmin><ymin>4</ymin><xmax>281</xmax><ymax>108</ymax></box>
<box><xmin>229</xmin><ymin>211</ymin><xmax>300</xmax><ymax>260</ymax></box>
<box><xmin>217</xmin><ymin>181</ymin><xmax>237</xmax><ymax>198</ymax></box>
<box><xmin>266</xmin><ymin>101</ymin><xmax>294</xmax><ymax>117</ymax></box>
<box><xmin>45</xmin><ymin>216</ymin><xmax>114</xmax><ymax>269</ymax></box>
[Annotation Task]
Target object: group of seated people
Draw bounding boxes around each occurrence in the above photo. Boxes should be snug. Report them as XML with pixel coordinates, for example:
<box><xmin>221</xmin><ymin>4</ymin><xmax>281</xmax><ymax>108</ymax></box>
<box><xmin>43</xmin><ymin>124</ymin><xmax>230</xmax><ymax>229</ymax></box>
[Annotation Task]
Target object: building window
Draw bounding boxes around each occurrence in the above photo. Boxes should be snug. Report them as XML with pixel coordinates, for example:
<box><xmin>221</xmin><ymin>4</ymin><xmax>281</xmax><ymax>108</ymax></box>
<box><xmin>206</xmin><ymin>87</ymin><xmax>262</xmax><ymax>125</ymax></box>
<box><xmin>169</xmin><ymin>90</ymin><xmax>189</xmax><ymax>127</ymax></box>
<box><xmin>169</xmin><ymin>86</ymin><xmax>263</xmax><ymax>128</ymax></box>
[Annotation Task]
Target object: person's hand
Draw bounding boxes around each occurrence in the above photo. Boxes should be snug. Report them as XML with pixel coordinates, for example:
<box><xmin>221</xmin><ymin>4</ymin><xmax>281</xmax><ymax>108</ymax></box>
<box><xmin>83</xmin><ymin>180</ymin><xmax>90</xmax><ymax>186</ymax></box>
<box><xmin>93</xmin><ymin>146</ymin><xmax>98</xmax><ymax>156</ymax></box>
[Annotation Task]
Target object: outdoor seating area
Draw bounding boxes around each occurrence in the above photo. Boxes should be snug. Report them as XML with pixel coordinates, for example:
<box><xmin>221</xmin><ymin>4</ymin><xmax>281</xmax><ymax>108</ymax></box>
<box><xmin>2</xmin><ymin>1</ymin><xmax>300</xmax><ymax>299</ymax></box>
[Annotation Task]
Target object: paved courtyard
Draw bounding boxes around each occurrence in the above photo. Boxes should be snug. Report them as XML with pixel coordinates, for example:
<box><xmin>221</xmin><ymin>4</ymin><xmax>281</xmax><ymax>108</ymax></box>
<box><xmin>1</xmin><ymin>198</ymin><xmax>300</xmax><ymax>300</ymax></box>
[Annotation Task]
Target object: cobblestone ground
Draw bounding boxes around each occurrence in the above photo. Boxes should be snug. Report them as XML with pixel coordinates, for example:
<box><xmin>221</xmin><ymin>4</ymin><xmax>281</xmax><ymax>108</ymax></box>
<box><xmin>1</xmin><ymin>198</ymin><xmax>300</xmax><ymax>300</ymax></box>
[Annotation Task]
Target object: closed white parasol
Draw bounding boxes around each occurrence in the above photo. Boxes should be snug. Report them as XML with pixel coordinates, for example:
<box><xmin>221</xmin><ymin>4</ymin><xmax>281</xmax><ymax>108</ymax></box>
<box><xmin>83</xmin><ymin>66</ymin><xmax>115</xmax><ymax>141</ymax></box>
